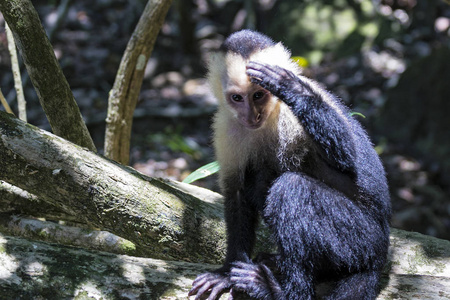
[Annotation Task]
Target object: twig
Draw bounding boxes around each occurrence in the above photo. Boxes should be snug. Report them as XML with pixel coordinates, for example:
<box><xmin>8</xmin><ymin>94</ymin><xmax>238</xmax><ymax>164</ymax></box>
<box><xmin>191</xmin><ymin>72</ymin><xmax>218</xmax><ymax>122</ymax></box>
<box><xmin>47</xmin><ymin>0</ymin><xmax>72</xmax><ymax>42</ymax></box>
<box><xmin>5</xmin><ymin>22</ymin><xmax>26</xmax><ymax>121</ymax></box>
<box><xmin>0</xmin><ymin>89</ymin><xmax>15</xmax><ymax>116</ymax></box>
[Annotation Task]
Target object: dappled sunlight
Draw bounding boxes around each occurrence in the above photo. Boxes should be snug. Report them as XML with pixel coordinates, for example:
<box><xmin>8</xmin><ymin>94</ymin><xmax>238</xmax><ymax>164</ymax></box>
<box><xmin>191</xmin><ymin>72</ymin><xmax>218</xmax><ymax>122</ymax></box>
<box><xmin>121</xmin><ymin>263</ymin><xmax>146</xmax><ymax>285</ymax></box>
<box><xmin>73</xmin><ymin>281</ymin><xmax>110</xmax><ymax>299</ymax></box>
<box><xmin>0</xmin><ymin>232</ymin><xmax>218</xmax><ymax>298</ymax></box>
<box><xmin>0</xmin><ymin>238</ymin><xmax>19</xmax><ymax>282</ymax></box>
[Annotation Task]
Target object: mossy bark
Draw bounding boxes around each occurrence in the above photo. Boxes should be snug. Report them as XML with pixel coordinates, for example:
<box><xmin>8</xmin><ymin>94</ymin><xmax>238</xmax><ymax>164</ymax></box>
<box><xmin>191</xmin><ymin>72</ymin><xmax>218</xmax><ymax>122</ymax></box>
<box><xmin>1</xmin><ymin>230</ymin><xmax>450</xmax><ymax>299</ymax></box>
<box><xmin>0</xmin><ymin>234</ymin><xmax>221</xmax><ymax>299</ymax></box>
<box><xmin>0</xmin><ymin>111</ymin><xmax>226</xmax><ymax>263</ymax></box>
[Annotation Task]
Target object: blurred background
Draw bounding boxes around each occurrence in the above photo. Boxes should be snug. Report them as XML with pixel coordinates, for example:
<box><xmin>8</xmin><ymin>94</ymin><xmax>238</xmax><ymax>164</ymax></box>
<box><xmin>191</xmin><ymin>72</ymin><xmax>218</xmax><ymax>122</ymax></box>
<box><xmin>0</xmin><ymin>0</ymin><xmax>449</xmax><ymax>240</ymax></box>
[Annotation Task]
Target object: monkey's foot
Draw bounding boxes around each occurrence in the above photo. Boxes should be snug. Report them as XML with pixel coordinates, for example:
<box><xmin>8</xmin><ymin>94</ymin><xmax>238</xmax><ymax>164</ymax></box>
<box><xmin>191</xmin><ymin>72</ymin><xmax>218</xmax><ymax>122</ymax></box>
<box><xmin>230</xmin><ymin>261</ymin><xmax>282</xmax><ymax>300</ymax></box>
<box><xmin>189</xmin><ymin>271</ymin><xmax>232</xmax><ymax>300</ymax></box>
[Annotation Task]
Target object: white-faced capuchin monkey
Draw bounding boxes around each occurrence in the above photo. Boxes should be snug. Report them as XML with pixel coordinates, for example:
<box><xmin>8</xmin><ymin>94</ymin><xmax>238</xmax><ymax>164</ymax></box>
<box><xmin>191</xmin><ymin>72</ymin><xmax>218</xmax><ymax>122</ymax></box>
<box><xmin>189</xmin><ymin>30</ymin><xmax>390</xmax><ymax>300</ymax></box>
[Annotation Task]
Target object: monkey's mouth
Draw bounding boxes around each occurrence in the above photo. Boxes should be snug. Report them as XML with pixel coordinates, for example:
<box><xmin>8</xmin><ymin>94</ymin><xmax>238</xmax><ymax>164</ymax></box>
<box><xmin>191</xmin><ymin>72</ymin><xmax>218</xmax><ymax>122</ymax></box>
<box><xmin>243</xmin><ymin>121</ymin><xmax>264</xmax><ymax>130</ymax></box>
<box><xmin>240</xmin><ymin>113</ymin><xmax>265</xmax><ymax>129</ymax></box>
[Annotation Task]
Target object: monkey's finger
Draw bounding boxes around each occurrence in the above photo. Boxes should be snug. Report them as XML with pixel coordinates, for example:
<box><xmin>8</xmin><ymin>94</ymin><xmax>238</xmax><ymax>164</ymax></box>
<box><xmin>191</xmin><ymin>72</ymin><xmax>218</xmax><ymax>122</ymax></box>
<box><xmin>246</xmin><ymin>61</ymin><xmax>275</xmax><ymax>71</ymax></box>
<box><xmin>189</xmin><ymin>277</ymin><xmax>208</xmax><ymax>295</ymax></box>
<box><xmin>191</xmin><ymin>273</ymin><xmax>208</xmax><ymax>287</ymax></box>
<box><xmin>232</xmin><ymin>282</ymin><xmax>252</xmax><ymax>291</ymax></box>
<box><xmin>246</xmin><ymin>63</ymin><xmax>284</xmax><ymax>94</ymax></box>
<box><xmin>189</xmin><ymin>279</ymin><xmax>215</xmax><ymax>297</ymax></box>
<box><xmin>195</xmin><ymin>282</ymin><xmax>214</xmax><ymax>300</ymax></box>
<box><xmin>230</xmin><ymin>263</ymin><xmax>259</xmax><ymax>273</ymax></box>
<box><xmin>188</xmin><ymin>285</ymin><xmax>202</xmax><ymax>297</ymax></box>
<box><xmin>227</xmin><ymin>288</ymin><xmax>237</xmax><ymax>300</ymax></box>
<box><xmin>230</xmin><ymin>270</ymin><xmax>258</xmax><ymax>280</ymax></box>
<box><xmin>246</xmin><ymin>61</ymin><xmax>281</xmax><ymax>77</ymax></box>
<box><xmin>207</xmin><ymin>282</ymin><xmax>229</xmax><ymax>300</ymax></box>
<box><xmin>247</xmin><ymin>61</ymin><xmax>296</xmax><ymax>81</ymax></box>
<box><xmin>248</xmin><ymin>76</ymin><xmax>263</xmax><ymax>84</ymax></box>
<box><xmin>246</xmin><ymin>67</ymin><xmax>267</xmax><ymax>80</ymax></box>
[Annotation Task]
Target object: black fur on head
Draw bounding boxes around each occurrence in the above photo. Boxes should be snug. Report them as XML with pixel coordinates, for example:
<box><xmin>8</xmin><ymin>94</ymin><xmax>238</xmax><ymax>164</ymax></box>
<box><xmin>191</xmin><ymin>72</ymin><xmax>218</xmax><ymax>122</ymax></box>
<box><xmin>220</xmin><ymin>30</ymin><xmax>276</xmax><ymax>59</ymax></box>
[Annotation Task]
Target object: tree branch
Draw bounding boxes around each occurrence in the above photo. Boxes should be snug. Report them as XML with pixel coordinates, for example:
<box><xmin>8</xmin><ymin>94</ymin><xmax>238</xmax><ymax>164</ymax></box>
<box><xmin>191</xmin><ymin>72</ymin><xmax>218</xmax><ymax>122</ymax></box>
<box><xmin>104</xmin><ymin>0</ymin><xmax>173</xmax><ymax>164</ymax></box>
<box><xmin>0</xmin><ymin>0</ymin><xmax>96</xmax><ymax>151</ymax></box>
<box><xmin>0</xmin><ymin>233</ymin><xmax>220</xmax><ymax>299</ymax></box>
<box><xmin>1</xmin><ymin>110</ymin><xmax>449</xmax><ymax>298</ymax></box>
<box><xmin>0</xmin><ymin>215</ymin><xmax>139</xmax><ymax>256</ymax></box>
<box><xmin>0</xmin><ymin>180</ymin><xmax>76</xmax><ymax>221</ymax></box>
<box><xmin>5</xmin><ymin>21</ymin><xmax>26</xmax><ymax>121</ymax></box>
<box><xmin>0</xmin><ymin>111</ymin><xmax>226</xmax><ymax>263</ymax></box>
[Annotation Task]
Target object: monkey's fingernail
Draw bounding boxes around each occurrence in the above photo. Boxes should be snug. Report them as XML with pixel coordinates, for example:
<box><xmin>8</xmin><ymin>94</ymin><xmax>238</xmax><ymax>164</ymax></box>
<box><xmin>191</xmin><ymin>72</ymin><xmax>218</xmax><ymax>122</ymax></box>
<box><xmin>250</xmin><ymin>78</ymin><xmax>262</xmax><ymax>84</ymax></box>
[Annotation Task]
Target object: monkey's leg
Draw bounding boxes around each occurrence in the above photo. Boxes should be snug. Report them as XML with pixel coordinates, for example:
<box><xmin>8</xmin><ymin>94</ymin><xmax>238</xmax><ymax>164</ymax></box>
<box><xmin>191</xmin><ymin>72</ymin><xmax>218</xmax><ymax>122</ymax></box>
<box><xmin>325</xmin><ymin>270</ymin><xmax>381</xmax><ymax>300</ymax></box>
<box><xmin>262</xmin><ymin>172</ymin><xmax>386</xmax><ymax>300</ymax></box>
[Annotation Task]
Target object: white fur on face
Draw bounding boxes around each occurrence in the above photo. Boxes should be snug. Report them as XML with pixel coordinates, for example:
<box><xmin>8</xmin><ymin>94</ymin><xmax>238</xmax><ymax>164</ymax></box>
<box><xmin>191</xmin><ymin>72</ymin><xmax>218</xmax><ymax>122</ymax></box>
<box><xmin>208</xmin><ymin>43</ymin><xmax>307</xmax><ymax>183</ymax></box>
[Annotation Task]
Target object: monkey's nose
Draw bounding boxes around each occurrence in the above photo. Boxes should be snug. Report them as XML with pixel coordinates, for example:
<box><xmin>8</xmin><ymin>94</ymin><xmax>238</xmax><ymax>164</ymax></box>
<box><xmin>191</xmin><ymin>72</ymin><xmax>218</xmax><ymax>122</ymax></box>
<box><xmin>255</xmin><ymin>113</ymin><xmax>261</xmax><ymax>122</ymax></box>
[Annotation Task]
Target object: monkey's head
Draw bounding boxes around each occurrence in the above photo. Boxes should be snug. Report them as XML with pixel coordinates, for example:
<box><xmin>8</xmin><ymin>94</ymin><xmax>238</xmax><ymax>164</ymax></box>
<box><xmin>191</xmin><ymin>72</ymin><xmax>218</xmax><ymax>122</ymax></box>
<box><xmin>208</xmin><ymin>30</ymin><xmax>300</xmax><ymax>130</ymax></box>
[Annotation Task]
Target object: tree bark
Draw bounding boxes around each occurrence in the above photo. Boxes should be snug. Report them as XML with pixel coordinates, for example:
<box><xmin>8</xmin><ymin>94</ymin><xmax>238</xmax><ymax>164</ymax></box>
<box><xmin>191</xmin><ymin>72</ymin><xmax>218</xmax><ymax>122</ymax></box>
<box><xmin>0</xmin><ymin>0</ymin><xmax>96</xmax><ymax>151</ymax></box>
<box><xmin>104</xmin><ymin>0</ymin><xmax>173</xmax><ymax>165</ymax></box>
<box><xmin>0</xmin><ymin>111</ymin><xmax>226</xmax><ymax>263</ymax></box>
<box><xmin>0</xmin><ymin>180</ymin><xmax>76</xmax><ymax>222</ymax></box>
<box><xmin>0</xmin><ymin>233</ymin><xmax>220</xmax><ymax>300</ymax></box>
<box><xmin>0</xmin><ymin>215</ymin><xmax>139</xmax><ymax>256</ymax></box>
<box><xmin>1</xmin><ymin>230</ymin><xmax>449</xmax><ymax>299</ymax></box>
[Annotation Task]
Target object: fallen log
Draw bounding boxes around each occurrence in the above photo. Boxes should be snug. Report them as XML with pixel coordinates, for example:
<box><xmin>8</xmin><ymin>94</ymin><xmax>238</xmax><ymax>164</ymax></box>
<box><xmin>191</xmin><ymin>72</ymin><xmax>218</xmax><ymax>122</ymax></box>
<box><xmin>0</xmin><ymin>230</ymin><xmax>449</xmax><ymax>299</ymax></box>
<box><xmin>0</xmin><ymin>110</ymin><xmax>227</xmax><ymax>263</ymax></box>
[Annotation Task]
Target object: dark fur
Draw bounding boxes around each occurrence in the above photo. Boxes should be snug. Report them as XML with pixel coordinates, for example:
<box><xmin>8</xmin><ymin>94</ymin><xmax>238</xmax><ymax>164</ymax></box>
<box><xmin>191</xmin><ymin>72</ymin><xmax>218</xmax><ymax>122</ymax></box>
<box><xmin>190</xmin><ymin>31</ymin><xmax>390</xmax><ymax>300</ymax></box>
<box><xmin>220</xmin><ymin>29</ymin><xmax>276</xmax><ymax>59</ymax></box>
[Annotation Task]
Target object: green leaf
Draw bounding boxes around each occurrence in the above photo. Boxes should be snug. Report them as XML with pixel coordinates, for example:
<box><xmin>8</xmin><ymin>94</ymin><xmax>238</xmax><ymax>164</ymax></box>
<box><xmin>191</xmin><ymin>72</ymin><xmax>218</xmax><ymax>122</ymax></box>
<box><xmin>291</xmin><ymin>56</ymin><xmax>309</xmax><ymax>68</ymax></box>
<box><xmin>350</xmin><ymin>111</ymin><xmax>366</xmax><ymax>118</ymax></box>
<box><xmin>182</xmin><ymin>161</ymin><xmax>221</xmax><ymax>184</ymax></box>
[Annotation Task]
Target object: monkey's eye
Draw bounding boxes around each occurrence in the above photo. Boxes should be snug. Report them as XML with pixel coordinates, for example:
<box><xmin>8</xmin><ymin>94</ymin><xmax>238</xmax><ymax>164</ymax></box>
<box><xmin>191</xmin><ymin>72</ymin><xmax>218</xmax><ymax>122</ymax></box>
<box><xmin>230</xmin><ymin>94</ymin><xmax>244</xmax><ymax>102</ymax></box>
<box><xmin>253</xmin><ymin>91</ymin><xmax>265</xmax><ymax>101</ymax></box>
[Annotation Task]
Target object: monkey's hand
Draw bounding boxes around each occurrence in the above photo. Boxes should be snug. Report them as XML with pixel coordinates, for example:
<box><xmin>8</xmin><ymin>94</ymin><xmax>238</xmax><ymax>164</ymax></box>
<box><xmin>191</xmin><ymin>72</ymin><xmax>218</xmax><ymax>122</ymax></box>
<box><xmin>247</xmin><ymin>61</ymin><xmax>358</xmax><ymax>177</ymax></box>
<box><xmin>189</xmin><ymin>271</ymin><xmax>232</xmax><ymax>300</ymax></box>
<box><xmin>246</xmin><ymin>61</ymin><xmax>314</xmax><ymax>105</ymax></box>
<box><xmin>230</xmin><ymin>261</ymin><xmax>282</xmax><ymax>300</ymax></box>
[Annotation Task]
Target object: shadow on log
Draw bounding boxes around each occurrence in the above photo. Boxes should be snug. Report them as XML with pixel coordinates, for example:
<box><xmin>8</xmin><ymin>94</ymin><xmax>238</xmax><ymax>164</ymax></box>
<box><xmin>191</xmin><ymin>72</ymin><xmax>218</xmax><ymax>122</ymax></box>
<box><xmin>0</xmin><ymin>230</ymin><xmax>449</xmax><ymax>299</ymax></box>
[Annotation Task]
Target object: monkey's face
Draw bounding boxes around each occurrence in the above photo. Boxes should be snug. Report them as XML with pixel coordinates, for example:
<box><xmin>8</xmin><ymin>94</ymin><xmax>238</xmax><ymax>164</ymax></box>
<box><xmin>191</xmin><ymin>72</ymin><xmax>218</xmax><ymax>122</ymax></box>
<box><xmin>225</xmin><ymin>85</ymin><xmax>274</xmax><ymax>129</ymax></box>
<box><xmin>221</xmin><ymin>53</ymin><xmax>278</xmax><ymax>130</ymax></box>
<box><xmin>208</xmin><ymin>45</ymin><xmax>298</xmax><ymax>130</ymax></box>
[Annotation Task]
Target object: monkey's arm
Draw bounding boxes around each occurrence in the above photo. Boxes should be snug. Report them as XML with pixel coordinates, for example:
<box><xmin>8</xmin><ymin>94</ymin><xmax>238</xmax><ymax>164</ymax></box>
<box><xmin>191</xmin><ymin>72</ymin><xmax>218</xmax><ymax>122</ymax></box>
<box><xmin>246</xmin><ymin>62</ymin><xmax>357</xmax><ymax>175</ymax></box>
<box><xmin>189</xmin><ymin>181</ymin><xmax>259</xmax><ymax>300</ymax></box>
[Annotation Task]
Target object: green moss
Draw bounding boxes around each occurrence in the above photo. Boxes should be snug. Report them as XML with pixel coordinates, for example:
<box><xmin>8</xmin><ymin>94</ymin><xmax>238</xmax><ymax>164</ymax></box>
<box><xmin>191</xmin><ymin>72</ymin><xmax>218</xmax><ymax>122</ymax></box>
<box><xmin>119</xmin><ymin>240</ymin><xmax>136</xmax><ymax>253</ymax></box>
<box><xmin>406</xmin><ymin>244</ymin><xmax>446</xmax><ymax>275</ymax></box>
<box><xmin>38</xmin><ymin>229</ymin><xmax>50</xmax><ymax>239</ymax></box>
